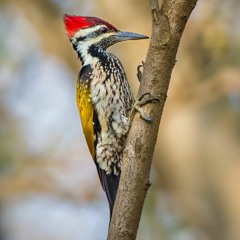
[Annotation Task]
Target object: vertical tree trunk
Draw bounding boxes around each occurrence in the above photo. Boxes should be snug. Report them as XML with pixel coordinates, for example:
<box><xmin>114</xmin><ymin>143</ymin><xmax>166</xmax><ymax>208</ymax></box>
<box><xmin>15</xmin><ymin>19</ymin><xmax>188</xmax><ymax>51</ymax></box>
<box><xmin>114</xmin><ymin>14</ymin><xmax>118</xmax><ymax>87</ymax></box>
<box><xmin>107</xmin><ymin>0</ymin><xmax>199</xmax><ymax>239</ymax></box>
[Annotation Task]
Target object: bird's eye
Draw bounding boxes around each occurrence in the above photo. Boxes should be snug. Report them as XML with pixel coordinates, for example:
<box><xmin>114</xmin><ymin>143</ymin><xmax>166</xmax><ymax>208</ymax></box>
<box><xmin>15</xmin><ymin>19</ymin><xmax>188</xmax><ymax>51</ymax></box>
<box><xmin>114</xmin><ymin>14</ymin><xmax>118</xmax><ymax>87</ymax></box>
<box><xmin>100</xmin><ymin>27</ymin><xmax>108</xmax><ymax>33</ymax></box>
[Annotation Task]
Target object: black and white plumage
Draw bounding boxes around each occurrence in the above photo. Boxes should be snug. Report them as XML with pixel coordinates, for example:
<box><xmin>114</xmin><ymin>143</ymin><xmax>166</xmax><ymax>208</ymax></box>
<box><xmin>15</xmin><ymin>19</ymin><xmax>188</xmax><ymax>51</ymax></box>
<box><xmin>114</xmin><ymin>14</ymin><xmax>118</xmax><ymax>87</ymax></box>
<box><xmin>64</xmin><ymin>14</ymin><xmax>148</xmax><ymax>218</ymax></box>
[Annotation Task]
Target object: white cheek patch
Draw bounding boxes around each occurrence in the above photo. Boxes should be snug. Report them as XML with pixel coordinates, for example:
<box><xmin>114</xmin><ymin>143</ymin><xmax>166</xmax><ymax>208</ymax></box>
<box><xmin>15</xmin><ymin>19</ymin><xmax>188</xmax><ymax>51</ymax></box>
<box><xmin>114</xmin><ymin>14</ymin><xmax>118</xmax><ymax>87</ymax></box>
<box><xmin>72</xmin><ymin>25</ymin><xmax>116</xmax><ymax>65</ymax></box>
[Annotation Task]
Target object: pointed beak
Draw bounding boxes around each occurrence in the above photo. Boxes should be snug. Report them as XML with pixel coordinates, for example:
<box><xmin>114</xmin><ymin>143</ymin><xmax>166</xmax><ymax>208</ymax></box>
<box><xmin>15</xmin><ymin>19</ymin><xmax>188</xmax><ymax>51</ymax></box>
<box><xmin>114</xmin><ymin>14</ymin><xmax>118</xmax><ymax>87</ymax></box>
<box><xmin>115</xmin><ymin>31</ymin><xmax>149</xmax><ymax>41</ymax></box>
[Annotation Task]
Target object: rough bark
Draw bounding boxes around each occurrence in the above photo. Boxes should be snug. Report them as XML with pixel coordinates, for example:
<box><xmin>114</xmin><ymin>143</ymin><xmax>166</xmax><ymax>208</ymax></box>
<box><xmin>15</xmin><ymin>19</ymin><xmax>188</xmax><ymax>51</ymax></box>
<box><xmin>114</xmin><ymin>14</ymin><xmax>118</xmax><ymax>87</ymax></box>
<box><xmin>107</xmin><ymin>0</ymin><xmax>199</xmax><ymax>239</ymax></box>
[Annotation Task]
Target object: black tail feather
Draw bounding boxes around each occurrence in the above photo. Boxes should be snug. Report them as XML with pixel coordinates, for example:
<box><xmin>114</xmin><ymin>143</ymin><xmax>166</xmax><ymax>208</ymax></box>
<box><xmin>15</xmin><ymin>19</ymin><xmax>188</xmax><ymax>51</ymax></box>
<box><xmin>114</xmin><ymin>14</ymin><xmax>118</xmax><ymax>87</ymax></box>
<box><xmin>97</xmin><ymin>168</ymin><xmax>120</xmax><ymax>219</ymax></box>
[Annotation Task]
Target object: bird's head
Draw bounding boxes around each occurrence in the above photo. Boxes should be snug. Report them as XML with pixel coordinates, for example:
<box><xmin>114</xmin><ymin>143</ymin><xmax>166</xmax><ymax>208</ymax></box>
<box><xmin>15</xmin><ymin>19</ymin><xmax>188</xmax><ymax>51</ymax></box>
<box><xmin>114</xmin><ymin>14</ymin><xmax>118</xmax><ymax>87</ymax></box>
<box><xmin>64</xmin><ymin>14</ymin><xmax>148</xmax><ymax>51</ymax></box>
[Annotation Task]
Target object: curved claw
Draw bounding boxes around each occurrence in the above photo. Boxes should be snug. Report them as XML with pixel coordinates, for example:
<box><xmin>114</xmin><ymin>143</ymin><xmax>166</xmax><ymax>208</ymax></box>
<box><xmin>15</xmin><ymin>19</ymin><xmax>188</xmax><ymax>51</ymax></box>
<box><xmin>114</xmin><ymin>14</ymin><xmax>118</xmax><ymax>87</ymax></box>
<box><xmin>137</xmin><ymin>61</ymin><xmax>145</xmax><ymax>82</ymax></box>
<box><xmin>142</xmin><ymin>115</ymin><xmax>153</xmax><ymax>123</ymax></box>
<box><xmin>138</xmin><ymin>92</ymin><xmax>150</xmax><ymax>102</ymax></box>
<box><xmin>133</xmin><ymin>104</ymin><xmax>153</xmax><ymax>123</ymax></box>
<box><xmin>128</xmin><ymin>93</ymin><xmax>159</xmax><ymax>125</ymax></box>
<box><xmin>138</xmin><ymin>92</ymin><xmax>160</xmax><ymax>103</ymax></box>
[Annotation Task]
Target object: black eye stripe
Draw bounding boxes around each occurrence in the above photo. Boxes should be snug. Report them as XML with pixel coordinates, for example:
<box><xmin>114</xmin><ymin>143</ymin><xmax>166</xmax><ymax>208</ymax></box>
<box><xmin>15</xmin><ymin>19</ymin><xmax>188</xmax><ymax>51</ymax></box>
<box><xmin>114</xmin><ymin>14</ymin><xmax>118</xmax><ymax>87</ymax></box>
<box><xmin>76</xmin><ymin>36</ymin><xmax>86</xmax><ymax>42</ymax></box>
<box><xmin>75</xmin><ymin>27</ymin><xmax>111</xmax><ymax>42</ymax></box>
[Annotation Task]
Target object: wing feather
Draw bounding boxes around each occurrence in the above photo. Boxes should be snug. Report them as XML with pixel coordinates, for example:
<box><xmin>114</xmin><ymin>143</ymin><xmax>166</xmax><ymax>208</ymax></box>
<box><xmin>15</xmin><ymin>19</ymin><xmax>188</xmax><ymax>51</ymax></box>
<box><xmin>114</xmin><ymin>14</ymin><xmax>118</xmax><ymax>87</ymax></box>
<box><xmin>76</xmin><ymin>66</ymin><xmax>95</xmax><ymax>159</ymax></box>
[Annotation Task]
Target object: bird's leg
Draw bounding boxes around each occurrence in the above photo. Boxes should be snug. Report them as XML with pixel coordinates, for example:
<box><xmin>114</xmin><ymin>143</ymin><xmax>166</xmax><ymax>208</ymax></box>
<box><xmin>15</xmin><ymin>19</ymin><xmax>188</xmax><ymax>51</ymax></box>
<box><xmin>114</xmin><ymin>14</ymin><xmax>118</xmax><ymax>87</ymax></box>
<box><xmin>129</xmin><ymin>93</ymin><xmax>159</xmax><ymax>123</ymax></box>
<box><xmin>137</xmin><ymin>61</ymin><xmax>145</xmax><ymax>82</ymax></box>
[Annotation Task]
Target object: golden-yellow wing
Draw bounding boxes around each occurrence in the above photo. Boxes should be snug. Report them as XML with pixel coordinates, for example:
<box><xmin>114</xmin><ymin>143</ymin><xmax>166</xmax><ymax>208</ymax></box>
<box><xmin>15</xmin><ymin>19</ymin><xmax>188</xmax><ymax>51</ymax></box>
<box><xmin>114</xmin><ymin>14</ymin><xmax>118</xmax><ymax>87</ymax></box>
<box><xmin>76</xmin><ymin>68</ymin><xmax>95</xmax><ymax>159</ymax></box>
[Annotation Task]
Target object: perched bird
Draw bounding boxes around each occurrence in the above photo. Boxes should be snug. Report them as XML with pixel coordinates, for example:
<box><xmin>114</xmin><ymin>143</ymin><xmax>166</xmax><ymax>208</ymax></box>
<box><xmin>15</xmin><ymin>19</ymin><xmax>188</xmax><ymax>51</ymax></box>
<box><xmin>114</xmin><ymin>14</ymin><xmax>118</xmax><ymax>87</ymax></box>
<box><xmin>64</xmin><ymin>15</ymin><xmax>151</xmax><ymax>218</ymax></box>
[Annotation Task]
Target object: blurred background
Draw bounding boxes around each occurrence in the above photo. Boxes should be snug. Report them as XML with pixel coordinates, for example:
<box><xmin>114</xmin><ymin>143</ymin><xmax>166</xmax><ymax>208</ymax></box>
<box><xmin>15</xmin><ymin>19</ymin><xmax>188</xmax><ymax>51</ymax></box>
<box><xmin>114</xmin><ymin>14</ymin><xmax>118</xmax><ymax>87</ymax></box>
<box><xmin>0</xmin><ymin>0</ymin><xmax>240</xmax><ymax>239</ymax></box>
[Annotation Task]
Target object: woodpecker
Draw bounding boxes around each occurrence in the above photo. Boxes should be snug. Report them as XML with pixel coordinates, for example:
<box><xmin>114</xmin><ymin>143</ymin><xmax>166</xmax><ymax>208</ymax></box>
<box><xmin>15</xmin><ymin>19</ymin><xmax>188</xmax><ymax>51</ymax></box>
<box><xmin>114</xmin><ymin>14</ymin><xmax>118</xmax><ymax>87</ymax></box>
<box><xmin>64</xmin><ymin>15</ymin><xmax>152</xmax><ymax>218</ymax></box>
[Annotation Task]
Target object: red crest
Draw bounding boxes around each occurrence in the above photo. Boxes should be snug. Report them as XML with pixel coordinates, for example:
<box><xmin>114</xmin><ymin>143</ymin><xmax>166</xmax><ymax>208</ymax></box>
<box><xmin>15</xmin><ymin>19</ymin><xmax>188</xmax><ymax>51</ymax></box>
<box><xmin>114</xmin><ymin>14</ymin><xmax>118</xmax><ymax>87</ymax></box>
<box><xmin>64</xmin><ymin>14</ymin><xmax>118</xmax><ymax>37</ymax></box>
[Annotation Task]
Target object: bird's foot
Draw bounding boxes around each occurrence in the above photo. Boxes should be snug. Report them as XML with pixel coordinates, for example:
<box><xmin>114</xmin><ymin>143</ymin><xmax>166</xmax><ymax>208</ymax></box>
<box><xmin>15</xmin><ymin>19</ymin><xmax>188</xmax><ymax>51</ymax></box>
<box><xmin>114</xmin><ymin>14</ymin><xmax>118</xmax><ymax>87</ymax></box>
<box><xmin>137</xmin><ymin>61</ymin><xmax>145</xmax><ymax>82</ymax></box>
<box><xmin>129</xmin><ymin>93</ymin><xmax>160</xmax><ymax>123</ymax></box>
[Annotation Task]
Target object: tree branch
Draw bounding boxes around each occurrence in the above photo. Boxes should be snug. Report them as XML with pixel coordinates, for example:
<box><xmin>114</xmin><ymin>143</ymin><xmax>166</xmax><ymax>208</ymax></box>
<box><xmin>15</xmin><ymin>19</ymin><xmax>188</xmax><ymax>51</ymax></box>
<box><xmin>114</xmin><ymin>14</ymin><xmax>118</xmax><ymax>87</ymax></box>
<box><xmin>107</xmin><ymin>0</ymin><xmax>198</xmax><ymax>239</ymax></box>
